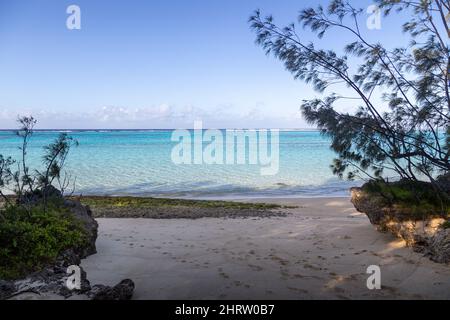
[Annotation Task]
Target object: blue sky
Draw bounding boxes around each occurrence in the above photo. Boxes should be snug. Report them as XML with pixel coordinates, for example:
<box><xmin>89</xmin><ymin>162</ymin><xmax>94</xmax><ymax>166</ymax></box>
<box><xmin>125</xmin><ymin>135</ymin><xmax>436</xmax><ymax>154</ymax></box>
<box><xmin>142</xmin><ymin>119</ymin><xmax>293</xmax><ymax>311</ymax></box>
<box><xmin>0</xmin><ymin>0</ymin><xmax>405</xmax><ymax>129</ymax></box>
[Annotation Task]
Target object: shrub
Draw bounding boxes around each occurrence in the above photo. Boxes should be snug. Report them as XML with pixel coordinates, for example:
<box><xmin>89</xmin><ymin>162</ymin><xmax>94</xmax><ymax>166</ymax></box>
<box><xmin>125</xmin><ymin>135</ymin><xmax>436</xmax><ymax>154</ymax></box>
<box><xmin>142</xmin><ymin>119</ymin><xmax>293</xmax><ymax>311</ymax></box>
<box><xmin>0</xmin><ymin>203</ymin><xmax>88</xmax><ymax>280</ymax></box>
<box><xmin>362</xmin><ymin>179</ymin><xmax>450</xmax><ymax>218</ymax></box>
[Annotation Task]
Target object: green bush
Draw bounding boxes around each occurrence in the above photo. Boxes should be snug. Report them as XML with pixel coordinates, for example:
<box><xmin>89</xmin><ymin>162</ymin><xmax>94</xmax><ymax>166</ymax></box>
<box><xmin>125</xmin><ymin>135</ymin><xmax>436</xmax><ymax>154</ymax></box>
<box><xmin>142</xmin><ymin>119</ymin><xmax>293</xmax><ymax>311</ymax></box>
<box><xmin>363</xmin><ymin>179</ymin><xmax>450</xmax><ymax>218</ymax></box>
<box><xmin>0</xmin><ymin>204</ymin><xmax>88</xmax><ymax>280</ymax></box>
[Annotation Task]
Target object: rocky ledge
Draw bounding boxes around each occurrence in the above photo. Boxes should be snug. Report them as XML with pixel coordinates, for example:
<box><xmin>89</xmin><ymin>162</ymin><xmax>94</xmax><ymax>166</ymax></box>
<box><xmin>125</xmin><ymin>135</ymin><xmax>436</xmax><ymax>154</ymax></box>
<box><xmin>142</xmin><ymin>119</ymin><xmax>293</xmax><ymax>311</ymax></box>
<box><xmin>0</xmin><ymin>253</ymin><xmax>134</xmax><ymax>300</ymax></box>
<box><xmin>1</xmin><ymin>190</ymin><xmax>135</xmax><ymax>300</ymax></box>
<box><xmin>351</xmin><ymin>178</ymin><xmax>450</xmax><ymax>263</ymax></box>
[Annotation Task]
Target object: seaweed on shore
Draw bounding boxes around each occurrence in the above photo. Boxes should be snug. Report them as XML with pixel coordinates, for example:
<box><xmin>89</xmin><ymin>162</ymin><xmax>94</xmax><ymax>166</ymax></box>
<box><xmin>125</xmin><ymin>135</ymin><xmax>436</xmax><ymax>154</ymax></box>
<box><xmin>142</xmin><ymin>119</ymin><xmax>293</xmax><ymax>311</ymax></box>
<box><xmin>73</xmin><ymin>196</ymin><xmax>296</xmax><ymax>219</ymax></box>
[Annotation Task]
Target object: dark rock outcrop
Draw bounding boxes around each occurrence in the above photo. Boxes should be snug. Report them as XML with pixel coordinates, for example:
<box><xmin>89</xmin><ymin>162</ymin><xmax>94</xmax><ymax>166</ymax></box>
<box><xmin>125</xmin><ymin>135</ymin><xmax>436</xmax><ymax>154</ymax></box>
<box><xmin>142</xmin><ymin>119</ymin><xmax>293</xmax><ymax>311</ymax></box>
<box><xmin>2</xmin><ymin>260</ymin><xmax>135</xmax><ymax>300</ymax></box>
<box><xmin>64</xmin><ymin>199</ymin><xmax>98</xmax><ymax>258</ymax></box>
<box><xmin>0</xmin><ymin>280</ymin><xmax>15</xmax><ymax>300</ymax></box>
<box><xmin>89</xmin><ymin>279</ymin><xmax>135</xmax><ymax>300</ymax></box>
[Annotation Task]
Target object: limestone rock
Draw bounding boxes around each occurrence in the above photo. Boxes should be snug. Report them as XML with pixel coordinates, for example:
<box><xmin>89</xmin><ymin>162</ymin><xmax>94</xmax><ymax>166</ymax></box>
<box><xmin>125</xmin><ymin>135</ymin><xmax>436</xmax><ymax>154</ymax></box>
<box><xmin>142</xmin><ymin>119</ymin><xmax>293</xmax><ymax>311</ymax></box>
<box><xmin>351</xmin><ymin>183</ymin><xmax>450</xmax><ymax>263</ymax></box>
<box><xmin>423</xmin><ymin>229</ymin><xmax>450</xmax><ymax>263</ymax></box>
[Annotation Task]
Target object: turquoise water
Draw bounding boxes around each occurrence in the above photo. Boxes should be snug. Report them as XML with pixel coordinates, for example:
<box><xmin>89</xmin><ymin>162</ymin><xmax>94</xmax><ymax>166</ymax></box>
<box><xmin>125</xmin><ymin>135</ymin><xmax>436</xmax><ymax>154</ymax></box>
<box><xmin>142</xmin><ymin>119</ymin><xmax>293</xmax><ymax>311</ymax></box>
<box><xmin>0</xmin><ymin>130</ymin><xmax>360</xmax><ymax>198</ymax></box>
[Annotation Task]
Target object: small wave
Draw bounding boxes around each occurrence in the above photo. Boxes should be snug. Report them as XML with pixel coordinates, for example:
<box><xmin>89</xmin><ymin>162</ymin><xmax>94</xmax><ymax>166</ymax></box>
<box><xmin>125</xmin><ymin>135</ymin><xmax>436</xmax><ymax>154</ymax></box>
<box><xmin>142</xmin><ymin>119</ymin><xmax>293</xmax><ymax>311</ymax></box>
<box><xmin>77</xmin><ymin>180</ymin><xmax>362</xmax><ymax>199</ymax></box>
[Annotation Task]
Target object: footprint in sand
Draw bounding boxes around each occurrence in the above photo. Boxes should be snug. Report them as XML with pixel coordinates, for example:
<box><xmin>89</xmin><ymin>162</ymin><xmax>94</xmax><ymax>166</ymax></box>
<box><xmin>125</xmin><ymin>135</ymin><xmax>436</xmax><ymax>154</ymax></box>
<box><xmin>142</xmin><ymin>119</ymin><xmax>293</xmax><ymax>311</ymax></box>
<box><xmin>303</xmin><ymin>263</ymin><xmax>322</xmax><ymax>271</ymax></box>
<box><xmin>218</xmin><ymin>268</ymin><xmax>230</xmax><ymax>279</ymax></box>
<box><xmin>271</xmin><ymin>255</ymin><xmax>289</xmax><ymax>266</ymax></box>
<box><xmin>288</xmin><ymin>287</ymin><xmax>308</xmax><ymax>294</ymax></box>
<box><xmin>248</xmin><ymin>264</ymin><xmax>263</xmax><ymax>272</ymax></box>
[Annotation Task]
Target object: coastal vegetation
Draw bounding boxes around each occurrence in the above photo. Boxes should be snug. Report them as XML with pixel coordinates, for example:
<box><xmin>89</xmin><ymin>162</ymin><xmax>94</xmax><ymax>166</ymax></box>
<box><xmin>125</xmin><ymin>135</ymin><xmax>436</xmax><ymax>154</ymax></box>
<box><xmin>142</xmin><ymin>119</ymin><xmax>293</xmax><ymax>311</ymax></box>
<box><xmin>361</xmin><ymin>178</ymin><xmax>450</xmax><ymax>218</ymax></box>
<box><xmin>0</xmin><ymin>204</ymin><xmax>88</xmax><ymax>279</ymax></box>
<box><xmin>0</xmin><ymin>117</ymin><xmax>87</xmax><ymax>280</ymax></box>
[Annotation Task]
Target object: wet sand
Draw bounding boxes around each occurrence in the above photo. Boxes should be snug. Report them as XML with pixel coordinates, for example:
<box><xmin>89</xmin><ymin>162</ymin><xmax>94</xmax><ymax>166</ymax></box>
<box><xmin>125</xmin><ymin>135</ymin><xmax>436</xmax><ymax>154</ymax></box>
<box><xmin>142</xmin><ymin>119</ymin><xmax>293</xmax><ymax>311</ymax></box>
<box><xmin>81</xmin><ymin>197</ymin><xmax>450</xmax><ymax>299</ymax></box>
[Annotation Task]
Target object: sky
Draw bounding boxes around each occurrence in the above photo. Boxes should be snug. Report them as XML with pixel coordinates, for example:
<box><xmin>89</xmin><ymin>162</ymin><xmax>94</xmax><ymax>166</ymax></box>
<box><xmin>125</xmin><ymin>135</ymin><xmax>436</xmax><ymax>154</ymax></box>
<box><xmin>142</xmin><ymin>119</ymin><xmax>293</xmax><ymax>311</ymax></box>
<box><xmin>0</xmin><ymin>0</ymin><xmax>407</xmax><ymax>129</ymax></box>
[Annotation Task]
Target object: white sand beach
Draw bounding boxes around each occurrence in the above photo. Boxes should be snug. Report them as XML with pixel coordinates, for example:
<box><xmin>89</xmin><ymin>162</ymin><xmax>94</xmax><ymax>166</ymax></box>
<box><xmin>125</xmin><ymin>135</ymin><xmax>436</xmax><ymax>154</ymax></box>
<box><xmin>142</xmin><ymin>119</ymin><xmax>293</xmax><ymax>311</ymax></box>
<box><xmin>81</xmin><ymin>197</ymin><xmax>450</xmax><ymax>300</ymax></box>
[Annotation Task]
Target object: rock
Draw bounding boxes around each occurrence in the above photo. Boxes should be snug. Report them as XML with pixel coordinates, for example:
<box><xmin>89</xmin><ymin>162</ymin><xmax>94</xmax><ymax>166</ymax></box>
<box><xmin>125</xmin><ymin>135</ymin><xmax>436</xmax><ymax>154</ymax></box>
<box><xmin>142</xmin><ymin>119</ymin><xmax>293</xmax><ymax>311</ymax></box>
<box><xmin>350</xmin><ymin>187</ymin><xmax>389</xmax><ymax>225</ymax></box>
<box><xmin>1</xmin><ymin>187</ymin><xmax>134</xmax><ymax>300</ymax></box>
<box><xmin>89</xmin><ymin>279</ymin><xmax>135</xmax><ymax>300</ymax></box>
<box><xmin>423</xmin><ymin>229</ymin><xmax>450</xmax><ymax>263</ymax></box>
<box><xmin>0</xmin><ymin>280</ymin><xmax>16</xmax><ymax>300</ymax></box>
<box><xmin>351</xmin><ymin>183</ymin><xmax>450</xmax><ymax>263</ymax></box>
<box><xmin>2</xmin><ymin>261</ymin><xmax>135</xmax><ymax>300</ymax></box>
<box><xmin>64</xmin><ymin>199</ymin><xmax>98</xmax><ymax>258</ymax></box>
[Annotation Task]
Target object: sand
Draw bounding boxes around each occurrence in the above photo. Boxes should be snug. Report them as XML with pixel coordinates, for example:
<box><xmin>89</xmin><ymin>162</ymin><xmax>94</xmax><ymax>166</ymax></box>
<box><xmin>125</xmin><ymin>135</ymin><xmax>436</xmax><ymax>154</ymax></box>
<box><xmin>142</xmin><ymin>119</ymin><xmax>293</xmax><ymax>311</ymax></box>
<box><xmin>81</xmin><ymin>197</ymin><xmax>450</xmax><ymax>300</ymax></box>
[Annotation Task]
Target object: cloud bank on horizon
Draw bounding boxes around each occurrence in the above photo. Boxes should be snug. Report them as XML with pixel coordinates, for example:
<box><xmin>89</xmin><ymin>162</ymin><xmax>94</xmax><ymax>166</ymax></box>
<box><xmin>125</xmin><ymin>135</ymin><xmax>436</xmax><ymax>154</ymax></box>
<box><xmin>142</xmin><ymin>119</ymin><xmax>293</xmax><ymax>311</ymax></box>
<box><xmin>0</xmin><ymin>105</ymin><xmax>308</xmax><ymax>129</ymax></box>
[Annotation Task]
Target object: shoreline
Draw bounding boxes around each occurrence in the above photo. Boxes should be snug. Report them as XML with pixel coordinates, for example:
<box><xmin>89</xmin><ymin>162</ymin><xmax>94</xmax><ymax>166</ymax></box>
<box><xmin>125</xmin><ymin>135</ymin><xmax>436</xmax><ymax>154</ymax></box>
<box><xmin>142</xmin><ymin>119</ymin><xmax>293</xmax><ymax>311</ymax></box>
<box><xmin>80</xmin><ymin>196</ymin><xmax>450</xmax><ymax>300</ymax></box>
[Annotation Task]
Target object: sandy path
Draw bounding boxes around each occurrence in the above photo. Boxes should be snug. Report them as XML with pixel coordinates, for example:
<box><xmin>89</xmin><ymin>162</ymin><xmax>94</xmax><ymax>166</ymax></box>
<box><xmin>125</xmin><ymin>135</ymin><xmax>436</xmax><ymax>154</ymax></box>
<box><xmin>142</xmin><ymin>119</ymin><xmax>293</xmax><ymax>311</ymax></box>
<box><xmin>81</xmin><ymin>197</ymin><xmax>450</xmax><ymax>300</ymax></box>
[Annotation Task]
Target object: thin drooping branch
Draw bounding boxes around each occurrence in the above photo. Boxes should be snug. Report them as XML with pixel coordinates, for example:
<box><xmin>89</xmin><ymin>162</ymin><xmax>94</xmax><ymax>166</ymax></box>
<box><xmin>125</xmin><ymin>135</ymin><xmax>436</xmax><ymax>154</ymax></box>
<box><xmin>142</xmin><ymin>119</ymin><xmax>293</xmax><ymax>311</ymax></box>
<box><xmin>250</xmin><ymin>0</ymin><xmax>449</xmax><ymax>186</ymax></box>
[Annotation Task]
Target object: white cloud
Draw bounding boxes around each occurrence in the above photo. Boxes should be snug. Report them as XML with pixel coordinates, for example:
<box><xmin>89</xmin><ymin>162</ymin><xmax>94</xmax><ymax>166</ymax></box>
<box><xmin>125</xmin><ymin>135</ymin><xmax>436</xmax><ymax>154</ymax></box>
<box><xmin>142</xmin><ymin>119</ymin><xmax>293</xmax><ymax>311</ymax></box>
<box><xmin>0</xmin><ymin>104</ymin><xmax>312</xmax><ymax>129</ymax></box>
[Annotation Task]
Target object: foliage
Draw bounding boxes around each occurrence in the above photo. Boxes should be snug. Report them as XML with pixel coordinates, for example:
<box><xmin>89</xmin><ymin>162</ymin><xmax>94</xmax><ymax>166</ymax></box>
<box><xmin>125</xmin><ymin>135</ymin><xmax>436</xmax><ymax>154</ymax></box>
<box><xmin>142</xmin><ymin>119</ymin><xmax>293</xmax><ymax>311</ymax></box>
<box><xmin>0</xmin><ymin>203</ymin><xmax>88</xmax><ymax>279</ymax></box>
<box><xmin>364</xmin><ymin>179</ymin><xmax>449</xmax><ymax>204</ymax></box>
<box><xmin>0</xmin><ymin>116</ymin><xmax>82</xmax><ymax>280</ymax></box>
<box><xmin>0</xmin><ymin>116</ymin><xmax>78</xmax><ymax>209</ymax></box>
<box><xmin>250</xmin><ymin>0</ymin><xmax>449</xmax><ymax>189</ymax></box>
<box><xmin>362</xmin><ymin>179</ymin><xmax>450</xmax><ymax>217</ymax></box>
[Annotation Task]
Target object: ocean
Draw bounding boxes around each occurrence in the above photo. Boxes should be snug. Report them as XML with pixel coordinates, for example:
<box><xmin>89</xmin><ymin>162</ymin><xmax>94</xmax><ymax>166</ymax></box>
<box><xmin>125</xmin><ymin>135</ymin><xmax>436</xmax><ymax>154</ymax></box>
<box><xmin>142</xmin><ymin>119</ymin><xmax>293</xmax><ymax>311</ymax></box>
<box><xmin>0</xmin><ymin>130</ymin><xmax>360</xmax><ymax>198</ymax></box>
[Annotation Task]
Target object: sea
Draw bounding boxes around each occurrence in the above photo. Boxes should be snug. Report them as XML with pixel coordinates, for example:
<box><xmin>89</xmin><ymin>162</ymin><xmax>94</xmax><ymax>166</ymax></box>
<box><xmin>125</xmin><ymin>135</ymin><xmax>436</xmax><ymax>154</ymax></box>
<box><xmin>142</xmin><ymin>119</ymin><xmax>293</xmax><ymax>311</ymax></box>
<box><xmin>0</xmin><ymin>130</ymin><xmax>361</xmax><ymax>199</ymax></box>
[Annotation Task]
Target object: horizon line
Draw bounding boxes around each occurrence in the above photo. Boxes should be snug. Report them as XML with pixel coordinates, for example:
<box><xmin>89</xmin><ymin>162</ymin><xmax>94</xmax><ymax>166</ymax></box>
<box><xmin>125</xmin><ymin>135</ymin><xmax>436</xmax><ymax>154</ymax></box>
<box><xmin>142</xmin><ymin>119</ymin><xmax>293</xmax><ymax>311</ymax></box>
<box><xmin>0</xmin><ymin>128</ymin><xmax>320</xmax><ymax>131</ymax></box>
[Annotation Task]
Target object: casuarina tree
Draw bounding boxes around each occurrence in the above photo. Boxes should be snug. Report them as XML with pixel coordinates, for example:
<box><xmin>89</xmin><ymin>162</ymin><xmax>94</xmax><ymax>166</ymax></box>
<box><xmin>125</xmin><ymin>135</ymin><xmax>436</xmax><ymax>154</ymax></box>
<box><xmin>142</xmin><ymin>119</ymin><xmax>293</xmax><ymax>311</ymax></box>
<box><xmin>250</xmin><ymin>0</ymin><xmax>449</xmax><ymax>190</ymax></box>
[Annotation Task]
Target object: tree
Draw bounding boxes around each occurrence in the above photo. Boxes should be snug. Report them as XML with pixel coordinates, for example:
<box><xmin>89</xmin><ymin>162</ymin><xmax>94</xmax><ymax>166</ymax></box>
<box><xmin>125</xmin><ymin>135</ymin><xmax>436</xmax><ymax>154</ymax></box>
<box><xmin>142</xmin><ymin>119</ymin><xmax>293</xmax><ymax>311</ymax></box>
<box><xmin>0</xmin><ymin>155</ymin><xmax>15</xmax><ymax>210</ymax></box>
<box><xmin>37</xmin><ymin>132</ymin><xmax>79</xmax><ymax>208</ymax></box>
<box><xmin>14</xmin><ymin>116</ymin><xmax>37</xmax><ymax>203</ymax></box>
<box><xmin>0</xmin><ymin>117</ymin><xmax>78</xmax><ymax>211</ymax></box>
<box><xmin>250</xmin><ymin>0</ymin><xmax>449</xmax><ymax>190</ymax></box>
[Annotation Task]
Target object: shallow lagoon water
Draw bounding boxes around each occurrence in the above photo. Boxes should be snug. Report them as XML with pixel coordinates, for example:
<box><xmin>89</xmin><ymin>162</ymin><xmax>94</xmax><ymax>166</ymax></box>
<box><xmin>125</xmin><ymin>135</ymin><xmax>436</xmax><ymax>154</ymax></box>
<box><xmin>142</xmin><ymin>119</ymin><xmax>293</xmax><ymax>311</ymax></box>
<box><xmin>0</xmin><ymin>130</ymin><xmax>360</xmax><ymax>198</ymax></box>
